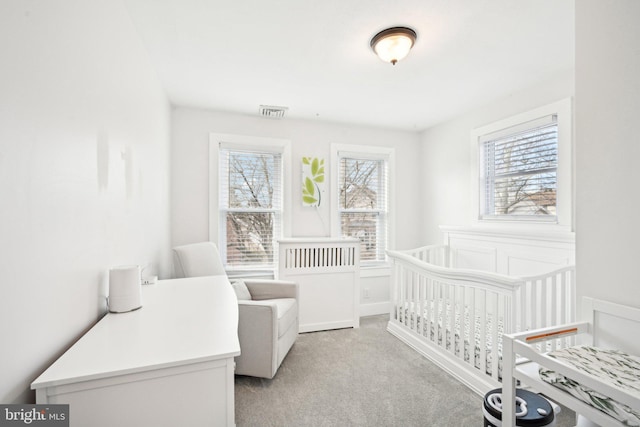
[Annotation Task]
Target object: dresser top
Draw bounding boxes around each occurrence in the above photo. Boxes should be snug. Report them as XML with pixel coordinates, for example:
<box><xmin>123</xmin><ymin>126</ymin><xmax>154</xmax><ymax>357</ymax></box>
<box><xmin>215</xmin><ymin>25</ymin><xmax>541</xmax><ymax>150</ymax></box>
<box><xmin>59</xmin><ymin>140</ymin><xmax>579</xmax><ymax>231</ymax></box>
<box><xmin>32</xmin><ymin>276</ymin><xmax>240</xmax><ymax>389</ymax></box>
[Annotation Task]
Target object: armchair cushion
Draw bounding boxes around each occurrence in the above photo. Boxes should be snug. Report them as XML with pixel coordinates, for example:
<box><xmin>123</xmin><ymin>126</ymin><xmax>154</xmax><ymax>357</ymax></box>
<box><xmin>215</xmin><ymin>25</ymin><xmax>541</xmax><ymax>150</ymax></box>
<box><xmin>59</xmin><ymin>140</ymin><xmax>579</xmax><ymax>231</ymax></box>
<box><xmin>172</xmin><ymin>242</ymin><xmax>226</xmax><ymax>278</ymax></box>
<box><xmin>244</xmin><ymin>279</ymin><xmax>298</xmax><ymax>300</ymax></box>
<box><xmin>230</xmin><ymin>280</ymin><xmax>252</xmax><ymax>301</ymax></box>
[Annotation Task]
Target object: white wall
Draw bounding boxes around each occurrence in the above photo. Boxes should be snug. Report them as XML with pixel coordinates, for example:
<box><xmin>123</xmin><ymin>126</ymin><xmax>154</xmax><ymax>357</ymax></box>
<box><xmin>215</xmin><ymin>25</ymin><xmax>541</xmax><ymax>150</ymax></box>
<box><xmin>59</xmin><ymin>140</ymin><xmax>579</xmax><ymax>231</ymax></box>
<box><xmin>418</xmin><ymin>69</ymin><xmax>575</xmax><ymax>245</ymax></box>
<box><xmin>171</xmin><ymin>107</ymin><xmax>422</xmax><ymax>312</ymax></box>
<box><xmin>0</xmin><ymin>1</ymin><xmax>171</xmax><ymax>403</ymax></box>
<box><xmin>575</xmin><ymin>1</ymin><xmax>640</xmax><ymax>309</ymax></box>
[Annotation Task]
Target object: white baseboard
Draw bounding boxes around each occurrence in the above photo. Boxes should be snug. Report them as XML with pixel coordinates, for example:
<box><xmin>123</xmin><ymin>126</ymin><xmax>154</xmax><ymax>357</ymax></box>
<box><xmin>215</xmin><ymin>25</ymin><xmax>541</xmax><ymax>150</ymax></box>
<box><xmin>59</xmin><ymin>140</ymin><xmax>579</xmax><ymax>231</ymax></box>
<box><xmin>299</xmin><ymin>319</ymin><xmax>358</xmax><ymax>333</ymax></box>
<box><xmin>359</xmin><ymin>301</ymin><xmax>389</xmax><ymax>317</ymax></box>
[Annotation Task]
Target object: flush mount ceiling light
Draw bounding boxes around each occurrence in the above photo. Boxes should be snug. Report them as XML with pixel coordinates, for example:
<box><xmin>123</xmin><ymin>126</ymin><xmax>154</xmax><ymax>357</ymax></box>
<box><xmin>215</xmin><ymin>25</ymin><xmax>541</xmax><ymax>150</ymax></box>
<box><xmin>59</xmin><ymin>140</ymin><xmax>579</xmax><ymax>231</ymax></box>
<box><xmin>370</xmin><ymin>26</ymin><xmax>417</xmax><ymax>65</ymax></box>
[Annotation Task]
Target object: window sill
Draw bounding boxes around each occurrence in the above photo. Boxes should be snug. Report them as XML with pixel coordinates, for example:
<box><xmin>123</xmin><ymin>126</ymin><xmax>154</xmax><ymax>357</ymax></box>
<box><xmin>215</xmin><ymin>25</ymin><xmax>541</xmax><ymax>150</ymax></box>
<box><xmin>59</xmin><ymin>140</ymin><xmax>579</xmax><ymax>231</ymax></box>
<box><xmin>360</xmin><ymin>264</ymin><xmax>391</xmax><ymax>278</ymax></box>
<box><xmin>226</xmin><ymin>265</ymin><xmax>391</xmax><ymax>280</ymax></box>
<box><xmin>226</xmin><ymin>270</ymin><xmax>275</xmax><ymax>280</ymax></box>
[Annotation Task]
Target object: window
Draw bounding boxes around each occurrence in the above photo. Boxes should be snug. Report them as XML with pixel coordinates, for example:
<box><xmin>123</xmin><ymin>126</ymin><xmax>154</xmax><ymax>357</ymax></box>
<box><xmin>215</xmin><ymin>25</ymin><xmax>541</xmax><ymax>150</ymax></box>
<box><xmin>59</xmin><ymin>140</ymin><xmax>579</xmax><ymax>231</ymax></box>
<box><xmin>471</xmin><ymin>98</ymin><xmax>572</xmax><ymax>228</ymax></box>
<box><xmin>332</xmin><ymin>145</ymin><xmax>393</xmax><ymax>265</ymax></box>
<box><xmin>211</xmin><ymin>135</ymin><xmax>291</xmax><ymax>271</ymax></box>
<box><xmin>480</xmin><ymin>115</ymin><xmax>558</xmax><ymax>220</ymax></box>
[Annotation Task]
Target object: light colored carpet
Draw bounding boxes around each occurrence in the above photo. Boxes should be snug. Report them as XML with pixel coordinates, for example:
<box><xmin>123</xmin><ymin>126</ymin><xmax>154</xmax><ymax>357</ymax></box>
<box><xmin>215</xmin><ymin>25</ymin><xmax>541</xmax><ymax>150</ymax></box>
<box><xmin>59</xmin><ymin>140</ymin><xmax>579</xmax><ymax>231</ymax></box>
<box><xmin>235</xmin><ymin>315</ymin><xmax>575</xmax><ymax>426</ymax></box>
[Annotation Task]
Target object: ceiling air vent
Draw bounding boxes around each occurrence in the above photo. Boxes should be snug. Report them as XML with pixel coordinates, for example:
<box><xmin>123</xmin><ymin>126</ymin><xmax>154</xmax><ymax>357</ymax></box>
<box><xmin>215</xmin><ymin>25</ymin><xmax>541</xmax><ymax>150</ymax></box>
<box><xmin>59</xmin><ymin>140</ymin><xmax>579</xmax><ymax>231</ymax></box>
<box><xmin>259</xmin><ymin>105</ymin><xmax>288</xmax><ymax>119</ymax></box>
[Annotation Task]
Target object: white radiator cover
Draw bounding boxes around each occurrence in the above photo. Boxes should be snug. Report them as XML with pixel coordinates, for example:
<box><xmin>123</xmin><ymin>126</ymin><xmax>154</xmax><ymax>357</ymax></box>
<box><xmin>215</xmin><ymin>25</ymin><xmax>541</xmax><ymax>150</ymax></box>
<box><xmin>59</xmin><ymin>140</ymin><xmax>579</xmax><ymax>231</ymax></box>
<box><xmin>277</xmin><ymin>238</ymin><xmax>360</xmax><ymax>333</ymax></box>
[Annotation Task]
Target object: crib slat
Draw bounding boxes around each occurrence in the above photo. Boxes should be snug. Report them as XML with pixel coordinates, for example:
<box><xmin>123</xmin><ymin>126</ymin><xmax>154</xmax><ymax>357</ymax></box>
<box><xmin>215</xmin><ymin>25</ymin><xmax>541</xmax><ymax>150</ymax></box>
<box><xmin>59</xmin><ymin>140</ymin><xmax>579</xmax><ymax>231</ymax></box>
<box><xmin>522</xmin><ymin>282</ymin><xmax>528</xmax><ymax>332</ymax></box>
<box><xmin>542</xmin><ymin>279</ymin><xmax>548</xmax><ymax>329</ymax></box>
<box><xmin>550</xmin><ymin>275</ymin><xmax>558</xmax><ymax>351</ymax></box>
<box><xmin>406</xmin><ymin>270</ymin><xmax>412</xmax><ymax>329</ymax></box>
<box><xmin>398</xmin><ymin>266</ymin><xmax>405</xmax><ymax>324</ymax></box>
<box><xmin>479</xmin><ymin>290</ymin><xmax>487</xmax><ymax>376</ymax></box>
<box><xmin>395</xmin><ymin>264</ymin><xmax>400</xmax><ymax>322</ymax></box>
<box><xmin>408</xmin><ymin>270</ymin><xmax>413</xmax><ymax>329</ymax></box>
<box><xmin>531</xmin><ymin>280</ymin><xmax>538</xmax><ymax>331</ymax></box>
<box><xmin>456</xmin><ymin>285</ymin><xmax>461</xmax><ymax>356</ymax></box>
<box><xmin>525</xmin><ymin>281</ymin><xmax>532</xmax><ymax>331</ymax></box>
<box><xmin>419</xmin><ymin>275</ymin><xmax>425</xmax><ymax>337</ymax></box>
<box><xmin>563</xmin><ymin>270</ymin><xmax>575</xmax><ymax>348</ymax></box>
<box><xmin>446</xmin><ymin>283</ymin><xmax>453</xmax><ymax>355</ymax></box>
<box><xmin>404</xmin><ymin>267</ymin><xmax>409</xmax><ymax>325</ymax></box>
<box><xmin>568</xmin><ymin>269</ymin><xmax>575</xmax><ymax>328</ymax></box>
<box><xmin>435</xmin><ymin>281</ymin><xmax>441</xmax><ymax>346</ymax></box>
<box><xmin>411</xmin><ymin>271</ymin><xmax>418</xmax><ymax>331</ymax></box>
<box><xmin>491</xmin><ymin>292</ymin><xmax>499</xmax><ymax>380</ymax></box>
<box><xmin>457</xmin><ymin>286</ymin><xmax>466</xmax><ymax>361</ymax></box>
<box><xmin>425</xmin><ymin>278</ymin><xmax>434</xmax><ymax>341</ymax></box>
<box><xmin>470</xmin><ymin>288</ymin><xmax>476</xmax><ymax>371</ymax></box>
<box><xmin>442</xmin><ymin>283</ymin><xmax>447</xmax><ymax>349</ymax></box>
<box><xmin>395</xmin><ymin>262</ymin><xmax>401</xmax><ymax>322</ymax></box>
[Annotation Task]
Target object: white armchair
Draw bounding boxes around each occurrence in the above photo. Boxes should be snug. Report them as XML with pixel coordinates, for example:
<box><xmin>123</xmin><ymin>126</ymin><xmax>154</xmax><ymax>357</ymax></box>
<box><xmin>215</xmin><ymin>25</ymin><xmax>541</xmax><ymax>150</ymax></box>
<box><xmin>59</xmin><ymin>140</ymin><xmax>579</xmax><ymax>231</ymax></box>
<box><xmin>172</xmin><ymin>242</ymin><xmax>298</xmax><ymax>379</ymax></box>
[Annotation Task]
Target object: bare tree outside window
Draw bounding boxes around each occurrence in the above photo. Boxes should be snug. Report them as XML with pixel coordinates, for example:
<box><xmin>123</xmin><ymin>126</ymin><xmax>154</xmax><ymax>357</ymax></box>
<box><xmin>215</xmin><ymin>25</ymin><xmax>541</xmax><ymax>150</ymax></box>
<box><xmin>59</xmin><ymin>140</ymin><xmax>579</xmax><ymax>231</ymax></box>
<box><xmin>221</xmin><ymin>151</ymin><xmax>281</xmax><ymax>267</ymax></box>
<box><xmin>339</xmin><ymin>158</ymin><xmax>387</xmax><ymax>262</ymax></box>
<box><xmin>482</xmin><ymin>120</ymin><xmax>558</xmax><ymax>219</ymax></box>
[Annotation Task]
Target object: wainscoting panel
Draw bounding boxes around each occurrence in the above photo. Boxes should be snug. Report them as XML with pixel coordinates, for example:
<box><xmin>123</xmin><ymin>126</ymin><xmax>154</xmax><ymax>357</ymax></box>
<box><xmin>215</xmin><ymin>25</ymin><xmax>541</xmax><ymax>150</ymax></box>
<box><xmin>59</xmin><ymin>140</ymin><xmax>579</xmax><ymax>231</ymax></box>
<box><xmin>441</xmin><ymin>225</ymin><xmax>575</xmax><ymax>277</ymax></box>
<box><xmin>450</xmin><ymin>245</ymin><xmax>498</xmax><ymax>272</ymax></box>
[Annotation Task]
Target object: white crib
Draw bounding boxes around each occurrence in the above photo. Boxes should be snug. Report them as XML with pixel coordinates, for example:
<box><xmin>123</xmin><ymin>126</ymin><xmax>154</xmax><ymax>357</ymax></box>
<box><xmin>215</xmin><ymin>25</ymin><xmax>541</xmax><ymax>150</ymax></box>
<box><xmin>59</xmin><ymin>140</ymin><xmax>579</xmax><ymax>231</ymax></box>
<box><xmin>387</xmin><ymin>244</ymin><xmax>575</xmax><ymax>395</ymax></box>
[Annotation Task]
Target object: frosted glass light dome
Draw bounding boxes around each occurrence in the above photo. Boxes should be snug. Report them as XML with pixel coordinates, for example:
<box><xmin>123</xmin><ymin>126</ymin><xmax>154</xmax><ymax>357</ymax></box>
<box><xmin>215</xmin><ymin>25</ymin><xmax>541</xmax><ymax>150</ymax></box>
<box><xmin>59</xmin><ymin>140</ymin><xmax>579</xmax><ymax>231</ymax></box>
<box><xmin>370</xmin><ymin>27</ymin><xmax>417</xmax><ymax>65</ymax></box>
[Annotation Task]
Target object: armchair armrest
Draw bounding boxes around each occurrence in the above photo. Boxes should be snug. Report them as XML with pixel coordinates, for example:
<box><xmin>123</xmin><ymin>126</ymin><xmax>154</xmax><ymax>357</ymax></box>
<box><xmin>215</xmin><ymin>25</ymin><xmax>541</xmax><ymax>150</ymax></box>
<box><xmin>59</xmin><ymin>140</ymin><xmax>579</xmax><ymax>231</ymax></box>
<box><xmin>243</xmin><ymin>279</ymin><xmax>298</xmax><ymax>301</ymax></box>
<box><xmin>238</xmin><ymin>300</ymin><xmax>279</xmax><ymax>329</ymax></box>
<box><xmin>236</xmin><ymin>300</ymin><xmax>279</xmax><ymax>378</ymax></box>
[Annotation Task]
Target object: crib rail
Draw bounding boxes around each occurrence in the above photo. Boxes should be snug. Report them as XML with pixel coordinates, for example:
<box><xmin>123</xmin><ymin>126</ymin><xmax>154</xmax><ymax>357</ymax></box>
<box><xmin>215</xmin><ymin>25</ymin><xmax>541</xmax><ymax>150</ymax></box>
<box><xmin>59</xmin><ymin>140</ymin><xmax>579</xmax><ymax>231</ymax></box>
<box><xmin>386</xmin><ymin>246</ymin><xmax>575</xmax><ymax>392</ymax></box>
<box><xmin>395</xmin><ymin>245</ymin><xmax>451</xmax><ymax>267</ymax></box>
<box><xmin>518</xmin><ymin>266</ymin><xmax>575</xmax><ymax>344</ymax></box>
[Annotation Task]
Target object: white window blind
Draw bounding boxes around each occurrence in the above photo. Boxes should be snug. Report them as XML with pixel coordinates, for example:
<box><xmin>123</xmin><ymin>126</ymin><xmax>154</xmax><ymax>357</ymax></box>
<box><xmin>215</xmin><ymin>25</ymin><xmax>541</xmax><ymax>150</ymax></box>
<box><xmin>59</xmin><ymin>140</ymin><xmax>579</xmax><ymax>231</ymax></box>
<box><xmin>338</xmin><ymin>156</ymin><xmax>388</xmax><ymax>264</ymax></box>
<box><xmin>480</xmin><ymin>114</ymin><xmax>558</xmax><ymax>220</ymax></box>
<box><xmin>218</xmin><ymin>147</ymin><xmax>282</xmax><ymax>268</ymax></box>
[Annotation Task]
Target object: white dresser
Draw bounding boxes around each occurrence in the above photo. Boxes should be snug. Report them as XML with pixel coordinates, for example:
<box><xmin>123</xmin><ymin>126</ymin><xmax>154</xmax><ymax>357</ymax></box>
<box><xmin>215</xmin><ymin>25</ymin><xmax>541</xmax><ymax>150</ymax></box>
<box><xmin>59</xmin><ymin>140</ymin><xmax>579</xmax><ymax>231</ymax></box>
<box><xmin>31</xmin><ymin>276</ymin><xmax>240</xmax><ymax>427</ymax></box>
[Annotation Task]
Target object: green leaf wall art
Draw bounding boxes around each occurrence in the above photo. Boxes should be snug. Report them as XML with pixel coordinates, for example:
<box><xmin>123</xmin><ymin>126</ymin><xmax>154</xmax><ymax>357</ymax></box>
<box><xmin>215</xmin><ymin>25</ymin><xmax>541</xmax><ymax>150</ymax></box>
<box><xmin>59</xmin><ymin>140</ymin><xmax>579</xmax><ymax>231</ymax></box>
<box><xmin>302</xmin><ymin>157</ymin><xmax>325</xmax><ymax>207</ymax></box>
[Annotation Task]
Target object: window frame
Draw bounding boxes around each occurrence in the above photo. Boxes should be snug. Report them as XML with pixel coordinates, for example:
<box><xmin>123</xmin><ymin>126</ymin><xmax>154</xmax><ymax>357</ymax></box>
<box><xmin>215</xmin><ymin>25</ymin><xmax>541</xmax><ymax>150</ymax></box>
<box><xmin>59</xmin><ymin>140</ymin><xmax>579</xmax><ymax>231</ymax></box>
<box><xmin>209</xmin><ymin>134</ymin><xmax>291</xmax><ymax>274</ymax></box>
<box><xmin>331</xmin><ymin>144</ymin><xmax>395</xmax><ymax>267</ymax></box>
<box><xmin>470</xmin><ymin>98</ymin><xmax>573</xmax><ymax>230</ymax></box>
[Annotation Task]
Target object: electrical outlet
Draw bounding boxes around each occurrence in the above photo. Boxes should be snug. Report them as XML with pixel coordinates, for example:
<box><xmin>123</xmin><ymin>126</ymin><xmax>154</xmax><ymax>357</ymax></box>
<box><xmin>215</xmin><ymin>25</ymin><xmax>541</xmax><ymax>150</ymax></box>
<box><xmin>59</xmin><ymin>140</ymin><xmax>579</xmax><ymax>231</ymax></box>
<box><xmin>142</xmin><ymin>276</ymin><xmax>157</xmax><ymax>285</ymax></box>
<box><xmin>364</xmin><ymin>288</ymin><xmax>370</xmax><ymax>299</ymax></box>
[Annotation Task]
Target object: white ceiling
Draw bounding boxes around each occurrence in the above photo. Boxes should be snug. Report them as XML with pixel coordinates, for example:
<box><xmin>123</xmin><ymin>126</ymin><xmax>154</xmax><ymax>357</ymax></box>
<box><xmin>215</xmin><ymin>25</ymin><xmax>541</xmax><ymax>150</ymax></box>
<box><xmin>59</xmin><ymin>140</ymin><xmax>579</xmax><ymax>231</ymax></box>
<box><xmin>124</xmin><ymin>0</ymin><xmax>574</xmax><ymax>132</ymax></box>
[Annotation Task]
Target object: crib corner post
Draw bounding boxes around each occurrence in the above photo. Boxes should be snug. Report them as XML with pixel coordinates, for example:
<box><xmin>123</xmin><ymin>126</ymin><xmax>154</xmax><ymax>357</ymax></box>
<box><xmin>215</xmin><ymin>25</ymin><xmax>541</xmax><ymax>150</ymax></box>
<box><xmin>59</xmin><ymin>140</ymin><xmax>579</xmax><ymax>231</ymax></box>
<box><xmin>501</xmin><ymin>334</ymin><xmax>516</xmax><ymax>427</ymax></box>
